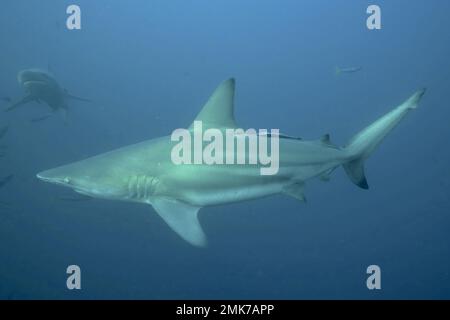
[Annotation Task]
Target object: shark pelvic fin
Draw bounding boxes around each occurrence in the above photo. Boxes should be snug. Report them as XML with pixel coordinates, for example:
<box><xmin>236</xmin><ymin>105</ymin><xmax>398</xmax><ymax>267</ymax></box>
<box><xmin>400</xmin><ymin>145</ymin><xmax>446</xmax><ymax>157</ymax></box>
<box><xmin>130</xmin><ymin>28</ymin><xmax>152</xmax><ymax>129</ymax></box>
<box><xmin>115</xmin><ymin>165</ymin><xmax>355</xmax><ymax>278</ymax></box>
<box><xmin>283</xmin><ymin>182</ymin><xmax>307</xmax><ymax>202</ymax></box>
<box><xmin>319</xmin><ymin>166</ymin><xmax>338</xmax><ymax>182</ymax></box>
<box><xmin>151</xmin><ymin>198</ymin><xmax>207</xmax><ymax>247</ymax></box>
<box><xmin>190</xmin><ymin>78</ymin><xmax>237</xmax><ymax>129</ymax></box>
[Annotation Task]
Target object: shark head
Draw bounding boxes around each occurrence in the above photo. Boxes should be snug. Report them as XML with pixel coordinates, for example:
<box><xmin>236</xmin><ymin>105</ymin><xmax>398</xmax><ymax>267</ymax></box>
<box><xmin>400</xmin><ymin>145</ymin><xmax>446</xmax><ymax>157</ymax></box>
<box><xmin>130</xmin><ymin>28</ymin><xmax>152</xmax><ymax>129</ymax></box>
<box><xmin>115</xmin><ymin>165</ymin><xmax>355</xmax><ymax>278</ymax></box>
<box><xmin>18</xmin><ymin>69</ymin><xmax>51</xmax><ymax>83</ymax></box>
<box><xmin>18</xmin><ymin>69</ymin><xmax>56</xmax><ymax>90</ymax></box>
<box><xmin>36</xmin><ymin>157</ymin><xmax>129</xmax><ymax>200</ymax></box>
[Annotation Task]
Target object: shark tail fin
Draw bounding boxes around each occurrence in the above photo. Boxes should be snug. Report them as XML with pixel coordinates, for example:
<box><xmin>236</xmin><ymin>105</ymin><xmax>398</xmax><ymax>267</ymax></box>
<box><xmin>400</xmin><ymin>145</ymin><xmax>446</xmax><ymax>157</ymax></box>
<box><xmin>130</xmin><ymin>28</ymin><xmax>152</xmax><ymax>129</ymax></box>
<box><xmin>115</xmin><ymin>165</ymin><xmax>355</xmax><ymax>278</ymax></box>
<box><xmin>343</xmin><ymin>89</ymin><xmax>426</xmax><ymax>189</ymax></box>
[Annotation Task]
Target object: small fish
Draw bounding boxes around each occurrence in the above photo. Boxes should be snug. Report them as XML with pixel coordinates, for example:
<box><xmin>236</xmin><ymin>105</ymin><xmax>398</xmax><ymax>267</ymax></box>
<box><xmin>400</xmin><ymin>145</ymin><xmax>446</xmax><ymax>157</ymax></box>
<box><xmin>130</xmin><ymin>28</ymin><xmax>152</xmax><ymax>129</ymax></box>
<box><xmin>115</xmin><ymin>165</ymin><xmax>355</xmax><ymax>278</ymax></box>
<box><xmin>0</xmin><ymin>174</ymin><xmax>13</xmax><ymax>189</ymax></box>
<box><xmin>335</xmin><ymin>66</ymin><xmax>362</xmax><ymax>75</ymax></box>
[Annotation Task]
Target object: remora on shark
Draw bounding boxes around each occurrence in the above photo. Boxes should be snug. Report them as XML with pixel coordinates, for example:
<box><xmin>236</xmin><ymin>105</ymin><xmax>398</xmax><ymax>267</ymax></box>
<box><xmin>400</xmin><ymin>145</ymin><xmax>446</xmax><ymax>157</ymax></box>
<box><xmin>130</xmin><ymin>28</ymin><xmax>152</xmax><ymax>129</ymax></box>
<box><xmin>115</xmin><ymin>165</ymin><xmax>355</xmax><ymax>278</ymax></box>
<box><xmin>36</xmin><ymin>78</ymin><xmax>426</xmax><ymax>246</ymax></box>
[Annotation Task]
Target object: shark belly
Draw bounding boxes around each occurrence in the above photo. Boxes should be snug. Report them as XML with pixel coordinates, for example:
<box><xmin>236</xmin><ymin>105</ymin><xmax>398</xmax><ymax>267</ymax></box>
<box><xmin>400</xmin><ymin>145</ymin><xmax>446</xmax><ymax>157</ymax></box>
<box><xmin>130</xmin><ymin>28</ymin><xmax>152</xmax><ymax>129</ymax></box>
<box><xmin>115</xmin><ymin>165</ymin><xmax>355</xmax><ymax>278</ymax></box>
<box><xmin>180</xmin><ymin>179</ymin><xmax>287</xmax><ymax>207</ymax></box>
<box><xmin>160</xmin><ymin>164</ymin><xmax>308</xmax><ymax>207</ymax></box>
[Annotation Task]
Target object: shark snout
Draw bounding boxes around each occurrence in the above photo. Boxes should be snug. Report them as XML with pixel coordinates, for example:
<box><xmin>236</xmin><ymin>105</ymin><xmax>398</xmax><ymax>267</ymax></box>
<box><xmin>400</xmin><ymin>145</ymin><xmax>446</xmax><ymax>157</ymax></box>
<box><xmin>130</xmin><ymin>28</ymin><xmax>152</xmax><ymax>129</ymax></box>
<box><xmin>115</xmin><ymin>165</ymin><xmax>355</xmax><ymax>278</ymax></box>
<box><xmin>36</xmin><ymin>170</ymin><xmax>71</xmax><ymax>186</ymax></box>
<box><xmin>18</xmin><ymin>69</ymin><xmax>51</xmax><ymax>86</ymax></box>
<box><xmin>36</xmin><ymin>163</ymin><xmax>125</xmax><ymax>200</ymax></box>
<box><xmin>18</xmin><ymin>70</ymin><xmax>35</xmax><ymax>84</ymax></box>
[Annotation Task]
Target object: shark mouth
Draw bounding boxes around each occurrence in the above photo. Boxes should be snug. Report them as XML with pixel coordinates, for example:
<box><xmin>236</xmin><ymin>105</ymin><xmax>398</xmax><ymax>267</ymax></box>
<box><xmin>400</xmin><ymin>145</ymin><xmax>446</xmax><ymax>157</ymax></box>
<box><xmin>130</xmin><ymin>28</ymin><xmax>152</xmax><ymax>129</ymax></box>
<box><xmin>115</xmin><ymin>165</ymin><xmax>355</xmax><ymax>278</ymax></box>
<box><xmin>36</xmin><ymin>173</ymin><xmax>92</xmax><ymax>196</ymax></box>
<box><xmin>36</xmin><ymin>173</ymin><xmax>70</xmax><ymax>186</ymax></box>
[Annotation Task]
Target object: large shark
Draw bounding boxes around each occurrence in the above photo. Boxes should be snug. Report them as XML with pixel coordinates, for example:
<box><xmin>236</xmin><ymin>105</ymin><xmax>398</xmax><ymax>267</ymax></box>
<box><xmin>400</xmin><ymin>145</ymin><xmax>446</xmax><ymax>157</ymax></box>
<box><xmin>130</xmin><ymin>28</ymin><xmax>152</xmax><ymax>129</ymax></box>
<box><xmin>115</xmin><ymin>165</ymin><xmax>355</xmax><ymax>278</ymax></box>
<box><xmin>36</xmin><ymin>79</ymin><xmax>426</xmax><ymax>246</ymax></box>
<box><xmin>4</xmin><ymin>69</ymin><xmax>90</xmax><ymax>119</ymax></box>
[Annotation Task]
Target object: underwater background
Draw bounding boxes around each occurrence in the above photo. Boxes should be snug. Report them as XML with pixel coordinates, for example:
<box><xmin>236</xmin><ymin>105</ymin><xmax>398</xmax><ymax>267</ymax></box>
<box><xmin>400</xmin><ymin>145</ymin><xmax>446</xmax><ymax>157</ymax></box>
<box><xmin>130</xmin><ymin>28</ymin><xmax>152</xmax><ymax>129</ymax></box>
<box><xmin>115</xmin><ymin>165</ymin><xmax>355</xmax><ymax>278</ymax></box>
<box><xmin>0</xmin><ymin>0</ymin><xmax>449</xmax><ymax>299</ymax></box>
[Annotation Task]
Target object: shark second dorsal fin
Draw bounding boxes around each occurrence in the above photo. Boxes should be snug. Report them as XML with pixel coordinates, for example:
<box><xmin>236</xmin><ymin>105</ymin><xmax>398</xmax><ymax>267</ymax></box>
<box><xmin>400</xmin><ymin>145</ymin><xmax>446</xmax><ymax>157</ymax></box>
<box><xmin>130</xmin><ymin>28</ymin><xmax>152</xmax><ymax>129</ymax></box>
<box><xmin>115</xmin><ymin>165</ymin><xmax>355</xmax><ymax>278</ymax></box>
<box><xmin>151</xmin><ymin>198</ymin><xmax>207</xmax><ymax>247</ymax></box>
<box><xmin>190</xmin><ymin>78</ymin><xmax>237</xmax><ymax>129</ymax></box>
<box><xmin>319</xmin><ymin>134</ymin><xmax>339</xmax><ymax>149</ymax></box>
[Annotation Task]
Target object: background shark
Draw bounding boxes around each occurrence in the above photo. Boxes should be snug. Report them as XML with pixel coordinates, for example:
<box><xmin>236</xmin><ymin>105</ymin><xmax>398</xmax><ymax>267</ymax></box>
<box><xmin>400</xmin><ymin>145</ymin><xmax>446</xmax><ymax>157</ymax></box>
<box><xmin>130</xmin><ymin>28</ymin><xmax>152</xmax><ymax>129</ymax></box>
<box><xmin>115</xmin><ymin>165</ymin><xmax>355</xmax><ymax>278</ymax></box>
<box><xmin>4</xmin><ymin>69</ymin><xmax>90</xmax><ymax>120</ymax></box>
<box><xmin>36</xmin><ymin>79</ymin><xmax>426</xmax><ymax>247</ymax></box>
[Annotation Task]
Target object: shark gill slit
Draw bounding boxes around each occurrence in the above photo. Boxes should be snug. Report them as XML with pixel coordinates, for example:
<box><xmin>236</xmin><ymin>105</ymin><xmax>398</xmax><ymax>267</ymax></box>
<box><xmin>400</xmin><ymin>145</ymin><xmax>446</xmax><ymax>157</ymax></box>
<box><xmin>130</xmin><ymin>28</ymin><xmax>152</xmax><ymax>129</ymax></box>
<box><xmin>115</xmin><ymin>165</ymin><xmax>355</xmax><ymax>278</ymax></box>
<box><xmin>127</xmin><ymin>175</ymin><xmax>158</xmax><ymax>200</ymax></box>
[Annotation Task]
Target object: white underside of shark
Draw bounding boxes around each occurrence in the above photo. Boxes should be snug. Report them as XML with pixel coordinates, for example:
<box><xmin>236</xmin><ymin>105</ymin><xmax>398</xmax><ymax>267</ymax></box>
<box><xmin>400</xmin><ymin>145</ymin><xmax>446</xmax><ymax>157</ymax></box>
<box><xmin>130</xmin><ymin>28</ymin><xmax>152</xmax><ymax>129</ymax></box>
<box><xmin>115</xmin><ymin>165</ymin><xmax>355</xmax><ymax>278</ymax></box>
<box><xmin>36</xmin><ymin>79</ymin><xmax>426</xmax><ymax>247</ymax></box>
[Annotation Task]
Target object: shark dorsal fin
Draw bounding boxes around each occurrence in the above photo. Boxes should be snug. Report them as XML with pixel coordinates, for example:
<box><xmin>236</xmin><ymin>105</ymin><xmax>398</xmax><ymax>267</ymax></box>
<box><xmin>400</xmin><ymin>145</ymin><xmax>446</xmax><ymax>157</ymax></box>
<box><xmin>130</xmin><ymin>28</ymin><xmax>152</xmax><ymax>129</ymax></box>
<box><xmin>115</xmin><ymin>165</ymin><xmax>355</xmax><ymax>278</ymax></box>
<box><xmin>190</xmin><ymin>78</ymin><xmax>237</xmax><ymax>129</ymax></box>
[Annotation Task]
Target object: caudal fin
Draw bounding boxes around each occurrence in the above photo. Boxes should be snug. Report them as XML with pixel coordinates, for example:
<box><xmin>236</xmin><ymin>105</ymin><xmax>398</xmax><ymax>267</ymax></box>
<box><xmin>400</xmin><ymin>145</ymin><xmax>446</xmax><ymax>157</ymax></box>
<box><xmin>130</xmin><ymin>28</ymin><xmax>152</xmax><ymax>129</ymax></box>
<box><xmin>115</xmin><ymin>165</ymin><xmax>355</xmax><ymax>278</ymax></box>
<box><xmin>343</xmin><ymin>89</ymin><xmax>426</xmax><ymax>189</ymax></box>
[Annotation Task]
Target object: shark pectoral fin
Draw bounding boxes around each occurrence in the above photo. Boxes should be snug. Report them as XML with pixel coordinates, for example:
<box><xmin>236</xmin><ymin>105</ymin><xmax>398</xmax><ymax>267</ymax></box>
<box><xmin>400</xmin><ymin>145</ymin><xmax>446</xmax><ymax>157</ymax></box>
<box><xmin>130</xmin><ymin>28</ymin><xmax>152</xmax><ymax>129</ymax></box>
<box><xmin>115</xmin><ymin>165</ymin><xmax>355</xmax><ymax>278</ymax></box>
<box><xmin>283</xmin><ymin>183</ymin><xmax>307</xmax><ymax>203</ymax></box>
<box><xmin>151</xmin><ymin>198</ymin><xmax>207</xmax><ymax>247</ymax></box>
<box><xmin>4</xmin><ymin>95</ymin><xmax>33</xmax><ymax>112</ymax></box>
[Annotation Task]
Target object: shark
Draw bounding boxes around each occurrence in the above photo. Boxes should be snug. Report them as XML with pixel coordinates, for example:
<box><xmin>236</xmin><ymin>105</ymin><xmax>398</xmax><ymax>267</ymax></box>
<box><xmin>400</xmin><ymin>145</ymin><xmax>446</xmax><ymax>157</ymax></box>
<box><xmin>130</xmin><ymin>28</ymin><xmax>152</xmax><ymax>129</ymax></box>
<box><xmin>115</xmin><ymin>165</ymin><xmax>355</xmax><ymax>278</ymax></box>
<box><xmin>4</xmin><ymin>69</ymin><xmax>90</xmax><ymax>119</ymax></box>
<box><xmin>36</xmin><ymin>79</ymin><xmax>426</xmax><ymax>246</ymax></box>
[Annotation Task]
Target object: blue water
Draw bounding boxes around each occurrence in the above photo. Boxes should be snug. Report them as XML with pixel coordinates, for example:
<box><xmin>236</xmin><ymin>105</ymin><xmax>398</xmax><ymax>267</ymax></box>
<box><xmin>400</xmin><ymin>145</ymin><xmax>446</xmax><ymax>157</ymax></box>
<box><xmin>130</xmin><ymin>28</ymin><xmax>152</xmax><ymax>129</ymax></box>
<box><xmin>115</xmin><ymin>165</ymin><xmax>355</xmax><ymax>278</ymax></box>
<box><xmin>1</xmin><ymin>0</ymin><xmax>449</xmax><ymax>299</ymax></box>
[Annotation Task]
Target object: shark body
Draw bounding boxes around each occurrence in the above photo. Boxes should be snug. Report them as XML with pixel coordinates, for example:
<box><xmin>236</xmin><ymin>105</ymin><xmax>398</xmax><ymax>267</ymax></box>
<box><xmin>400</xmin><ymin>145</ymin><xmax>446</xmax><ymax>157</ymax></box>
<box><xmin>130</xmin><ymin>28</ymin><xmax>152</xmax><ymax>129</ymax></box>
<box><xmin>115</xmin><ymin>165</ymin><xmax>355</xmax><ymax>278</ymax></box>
<box><xmin>4</xmin><ymin>69</ymin><xmax>90</xmax><ymax>119</ymax></box>
<box><xmin>37</xmin><ymin>79</ymin><xmax>426</xmax><ymax>246</ymax></box>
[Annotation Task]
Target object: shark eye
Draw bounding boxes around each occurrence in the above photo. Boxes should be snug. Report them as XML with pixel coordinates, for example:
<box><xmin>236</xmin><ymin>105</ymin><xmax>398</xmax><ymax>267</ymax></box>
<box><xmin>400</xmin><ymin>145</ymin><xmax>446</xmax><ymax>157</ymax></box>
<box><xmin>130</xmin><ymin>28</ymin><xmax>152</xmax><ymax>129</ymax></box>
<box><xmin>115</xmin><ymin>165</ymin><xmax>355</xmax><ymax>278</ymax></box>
<box><xmin>63</xmin><ymin>177</ymin><xmax>71</xmax><ymax>184</ymax></box>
